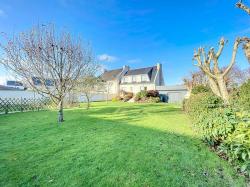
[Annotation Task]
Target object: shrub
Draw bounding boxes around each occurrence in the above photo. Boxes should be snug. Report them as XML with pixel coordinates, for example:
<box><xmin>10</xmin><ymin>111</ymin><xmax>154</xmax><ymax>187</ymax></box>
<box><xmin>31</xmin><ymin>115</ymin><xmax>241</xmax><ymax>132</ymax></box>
<box><xmin>147</xmin><ymin>97</ymin><xmax>160</xmax><ymax>103</ymax></box>
<box><xmin>135</xmin><ymin>90</ymin><xmax>161</xmax><ymax>103</ymax></box>
<box><xmin>136</xmin><ymin>90</ymin><xmax>147</xmax><ymax>100</ymax></box>
<box><xmin>230</xmin><ymin>80</ymin><xmax>250</xmax><ymax>111</ymax></box>
<box><xmin>147</xmin><ymin>90</ymin><xmax>159</xmax><ymax>97</ymax></box>
<box><xmin>123</xmin><ymin>92</ymin><xmax>133</xmax><ymax>102</ymax></box>
<box><xmin>219</xmin><ymin>111</ymin><xmax>250</xmax><ymax>177</ymax></box>
<box><xmin>191</xmin><ymin>85</ymin><xmax>211</xmax><ymax>95</ymax></box>
<box><xmin>185</xmin><ymin>90</ymin><xmax>250</xmax><ymax>177</ymax></box>
<box><xmin>184</xmin><ymin>92</ymin><xmax>223</xmax><ymax>116</ymax></box>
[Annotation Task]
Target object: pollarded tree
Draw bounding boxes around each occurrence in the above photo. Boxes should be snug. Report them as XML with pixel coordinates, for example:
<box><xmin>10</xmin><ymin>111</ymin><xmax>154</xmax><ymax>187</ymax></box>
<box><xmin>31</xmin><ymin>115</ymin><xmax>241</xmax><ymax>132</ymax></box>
<box><xmin>0</xmin><ymin>24</ymin><xmax>95</xmax><ymax>123</ymax></box>
<box><xmin>236</xmin><ymin>0</ymin><xmax>250</xmax><ymax>63</ymax></box>
<box><xmin>193</xmin><ymin>38</ymin><xmax>243</xmax><ymax>103</ymax></box>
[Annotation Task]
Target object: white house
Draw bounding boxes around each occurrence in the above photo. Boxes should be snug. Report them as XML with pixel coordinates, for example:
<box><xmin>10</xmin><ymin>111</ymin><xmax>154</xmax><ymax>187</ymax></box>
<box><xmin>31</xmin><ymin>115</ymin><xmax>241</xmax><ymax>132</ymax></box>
<box><xmin>101</xmin><ymin>63</ymin><xmax>164</xmax><ymax>95</ymax></box>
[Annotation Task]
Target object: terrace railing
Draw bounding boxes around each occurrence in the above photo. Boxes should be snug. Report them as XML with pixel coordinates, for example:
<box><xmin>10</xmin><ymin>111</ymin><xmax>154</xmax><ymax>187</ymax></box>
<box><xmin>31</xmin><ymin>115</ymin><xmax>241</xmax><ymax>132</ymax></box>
<box><xmin>0</xmin><ymin>97</ymin><xmax>50</xmax><ymax>114</ymax></box>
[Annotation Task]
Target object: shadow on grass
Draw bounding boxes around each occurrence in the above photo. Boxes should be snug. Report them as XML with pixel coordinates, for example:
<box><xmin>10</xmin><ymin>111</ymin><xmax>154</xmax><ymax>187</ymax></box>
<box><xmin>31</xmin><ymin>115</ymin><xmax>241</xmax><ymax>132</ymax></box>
<box><xmin>0</xmin><ymin>106</ymin><xmax>246</xmax><ymax>187</ymax></box>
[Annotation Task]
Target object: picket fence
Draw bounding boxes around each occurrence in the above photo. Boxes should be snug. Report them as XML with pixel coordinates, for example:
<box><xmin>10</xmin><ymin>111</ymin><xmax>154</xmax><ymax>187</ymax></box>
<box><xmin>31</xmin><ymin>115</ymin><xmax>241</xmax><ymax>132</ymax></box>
<box><xmin>0</xmin><ymin>97</ymin><xmax>50</xmax><ymax>114</ymax></box>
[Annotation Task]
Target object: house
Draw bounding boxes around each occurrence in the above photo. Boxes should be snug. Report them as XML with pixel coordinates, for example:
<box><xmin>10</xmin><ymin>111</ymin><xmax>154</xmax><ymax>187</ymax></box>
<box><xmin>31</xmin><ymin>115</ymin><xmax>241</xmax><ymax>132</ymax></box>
<box><xmin>6</xmin><ymin>80</ymin><xmax>25</xmax><ymax>90</ymax></box>
<box><xmin>101</xmin><ymin>63</ymin><xmax>164</xmax><ymax>95</ymax></box>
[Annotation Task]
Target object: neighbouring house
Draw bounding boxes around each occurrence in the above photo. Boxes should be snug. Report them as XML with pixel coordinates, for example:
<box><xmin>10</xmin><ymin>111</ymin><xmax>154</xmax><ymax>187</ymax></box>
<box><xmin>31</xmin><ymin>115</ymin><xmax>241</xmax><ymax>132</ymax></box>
<box><xmin>101</xmin><ymin>63</ymin><xmax>164</xmax><ymax>96</ymax></box>
<box><xmin>6</xmin><ymin>80</ymin><xmax>25</xmax><ymax>90</ymax></box>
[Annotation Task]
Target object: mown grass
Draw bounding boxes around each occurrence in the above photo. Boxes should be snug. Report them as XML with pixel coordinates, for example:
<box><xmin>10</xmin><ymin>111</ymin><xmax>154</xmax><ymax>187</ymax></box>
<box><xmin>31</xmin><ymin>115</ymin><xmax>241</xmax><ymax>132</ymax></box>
<box><xmin>0</xmin><ymin>102</ymin><xmax>247</xmax><ymax>186</ymax></box>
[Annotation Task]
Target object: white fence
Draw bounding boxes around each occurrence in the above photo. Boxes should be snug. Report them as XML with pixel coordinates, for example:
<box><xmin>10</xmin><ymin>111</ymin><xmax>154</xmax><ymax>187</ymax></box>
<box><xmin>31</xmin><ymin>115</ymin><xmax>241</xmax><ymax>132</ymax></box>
<box><xmin>0</xmin><ymin>90</ymin><xmax>44</xmax><ymax>99</ymax></box>
<box><xmin>0</xmin><ymin>90</ymin><xmax>112</xmax><ymax>102</ymax></box>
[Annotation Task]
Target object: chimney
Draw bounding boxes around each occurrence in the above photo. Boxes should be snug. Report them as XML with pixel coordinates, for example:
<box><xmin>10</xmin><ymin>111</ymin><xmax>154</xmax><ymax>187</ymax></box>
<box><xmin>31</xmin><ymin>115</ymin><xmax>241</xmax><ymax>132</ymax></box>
<box><xmin>156</xmin><ymin>63</ymin><xmax>162</xmax><ymax>70</ymax></box>
<box><xmin>123</xmin><ymin>65</ymin><xmax>129</xmax><ymax>71</ymax></box>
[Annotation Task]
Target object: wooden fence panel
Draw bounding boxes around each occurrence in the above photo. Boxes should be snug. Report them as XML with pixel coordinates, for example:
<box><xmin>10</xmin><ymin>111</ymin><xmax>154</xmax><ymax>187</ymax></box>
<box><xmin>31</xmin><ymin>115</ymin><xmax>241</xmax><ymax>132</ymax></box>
<box><xmin>0</xmin><ymin>97</ymin><xmax>50</xmax><ymax>114</ymax></box>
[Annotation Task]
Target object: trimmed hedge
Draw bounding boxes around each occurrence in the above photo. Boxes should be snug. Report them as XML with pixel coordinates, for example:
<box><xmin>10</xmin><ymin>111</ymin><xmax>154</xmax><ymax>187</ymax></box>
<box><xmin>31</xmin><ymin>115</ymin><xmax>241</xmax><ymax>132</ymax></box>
<box><xmin>184</xmin><ymin>81</ymin><xmax>250</xmax><ymax>177</ymax></box>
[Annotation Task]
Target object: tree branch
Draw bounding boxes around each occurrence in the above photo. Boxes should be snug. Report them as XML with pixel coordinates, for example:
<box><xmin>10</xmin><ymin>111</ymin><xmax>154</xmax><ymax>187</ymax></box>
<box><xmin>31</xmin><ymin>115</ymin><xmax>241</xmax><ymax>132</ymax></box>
<box><xmin>236</xmin><ymin>0</ymin><xmax>250</xmax><ymax>15</ymax></box>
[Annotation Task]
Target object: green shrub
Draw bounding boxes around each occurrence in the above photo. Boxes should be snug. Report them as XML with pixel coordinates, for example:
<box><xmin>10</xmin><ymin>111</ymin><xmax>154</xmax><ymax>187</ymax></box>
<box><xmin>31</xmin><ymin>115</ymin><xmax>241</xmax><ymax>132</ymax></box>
<box><xmin>184</xmin><ymin>92</ymin><xmax>223</xmax><ymax>116</ymax></box>
<box><xmin>219</xmin><ymin>111</ymin><xmax>250</xmax><ymax>176</ymax></box>
<box><xmin>147</xmin><ymin>97</ymin><xmax>160</xmax><ymax>103</ymax></box>
<box><xmin>185</xmin><ymin>90</ymin><xmax>250</xmax><ymax>177</ymax></box>
<box><xmin>191</xmin><ymin>85</ymin><xmax>211</xmax><ymax>95</ymax></box>
<box><xmin>135</xmin><ymin>90</ymin><xmax>147</xmax><ymax>100</ymax></box>
<box><xmin>135</xmin><ymin>90</ymin><xmax>160</xmax><ymax>103</ymax></box>
<box><xmin>230</xmin><ymin>80</ymin><xmax>250</xmax><ymax>111</ymax></box>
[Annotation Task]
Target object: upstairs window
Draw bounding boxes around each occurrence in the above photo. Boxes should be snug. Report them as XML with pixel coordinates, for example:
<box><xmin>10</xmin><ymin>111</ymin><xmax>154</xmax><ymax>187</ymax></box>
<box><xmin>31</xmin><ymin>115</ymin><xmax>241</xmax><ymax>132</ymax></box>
<box><xmin>141</xmin><ymin>75</ymin><xmax>148</xmax><ymax>82</ymax></box>
<box><xmin>132</xmin><ymin>76</ymin><xmax>136</xmax><ymax>82</ymax></box>
<box><xmin>123</xmin><ymin>77</ymin><xmax>129</xmax><ymax>83</ymax></box>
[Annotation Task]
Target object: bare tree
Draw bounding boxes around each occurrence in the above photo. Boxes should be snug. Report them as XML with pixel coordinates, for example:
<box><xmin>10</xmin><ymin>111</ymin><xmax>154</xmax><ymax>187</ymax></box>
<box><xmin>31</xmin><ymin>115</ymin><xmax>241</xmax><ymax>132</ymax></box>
<box><xmin>0</xmin><ymin>24</ymin><xmax>94</xmax><ymax>123</ymax></box>
<box><xmin>183</xmin><ymin>70</ymin><xmax>208</xmax><ymax>94</ymax></box>
<box><xmin>193</xmin><ymin>37</ymin><xmax>243</xmax><ymax>103</ymax></box>
<box><xmin>77</xmin><ymin>76</ymin><xmax>103</xmax><ymax>109</ymax></box>
<box><xmin>224</xmin><ymin>66</ymin><xmax>250</xmax><ymax>88</ymax></box>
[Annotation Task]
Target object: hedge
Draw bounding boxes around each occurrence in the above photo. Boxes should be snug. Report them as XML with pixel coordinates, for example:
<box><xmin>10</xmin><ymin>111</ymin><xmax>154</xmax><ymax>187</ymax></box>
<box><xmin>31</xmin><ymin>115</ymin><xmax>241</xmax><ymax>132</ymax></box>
<box><xmin>183</xmin><ymin>82</ymin><xmax>250</xmax><ymax>178</ymax></box>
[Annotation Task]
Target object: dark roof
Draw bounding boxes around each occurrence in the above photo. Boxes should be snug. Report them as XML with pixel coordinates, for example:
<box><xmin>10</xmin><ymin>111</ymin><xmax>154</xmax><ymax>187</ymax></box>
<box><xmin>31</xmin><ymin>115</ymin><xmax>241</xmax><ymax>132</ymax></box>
<box><xmin>0</xmin><ymin>85</ymin><xmax>21</xmax><ymax>91</ymax></box>
<box><xmin>124</xmin><ymin>67</ymin><xmax>153</xmax><ymax>76</ymax></box>
<box><xmin>101</xmin><ymin>68</ymin><xmax>123</xmax><ymax>81</ymax></box>
<box><xmin>122</xmin><ymin>66</ymin><xmax>157</xmax><ymax>84</ymax></box>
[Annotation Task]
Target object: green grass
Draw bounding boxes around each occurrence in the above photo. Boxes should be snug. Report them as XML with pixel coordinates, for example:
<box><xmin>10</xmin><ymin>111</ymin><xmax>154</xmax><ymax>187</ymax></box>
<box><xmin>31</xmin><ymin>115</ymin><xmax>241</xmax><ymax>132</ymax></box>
<box><xmin>0</xmin><ymin>102</ymin><xmax>247</xmax><ymax>186</ymax></box>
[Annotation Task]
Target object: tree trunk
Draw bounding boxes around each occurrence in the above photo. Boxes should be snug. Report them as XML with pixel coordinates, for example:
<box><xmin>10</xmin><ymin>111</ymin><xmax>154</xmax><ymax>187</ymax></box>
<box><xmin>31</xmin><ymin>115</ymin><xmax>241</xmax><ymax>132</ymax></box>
<box><xmin>217</xmin><ymin>76</ymin><xmax>229</xmax><ymax>104</ymax></box>
<box><xmin>58</xmin><ymin>99</ymin><xmax>64</xmax><ymax>123</ymax></box>
<box><xmin>86</xmin><ymin>94</ymin><xmax>90</xmax><ymax>110</ymax></box>
<box><xmin>208</xmin><ymin>77</ymin><xmax>221</xmax><ymax>97</ymax></box>
<box><xmin>244</xmin><ymin>41</ymin><xmax>250</xmax><ymax>64</ymax></box>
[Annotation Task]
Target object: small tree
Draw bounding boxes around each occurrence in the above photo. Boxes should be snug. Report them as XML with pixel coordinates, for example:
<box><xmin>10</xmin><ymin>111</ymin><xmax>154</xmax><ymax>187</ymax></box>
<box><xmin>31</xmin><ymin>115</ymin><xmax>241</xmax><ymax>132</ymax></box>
<box><xmin>0</xmin><ymin>24</ymin><xmax>94</xmax><ymax>123</ymax></box>
<box><xmin>193</xmin><ymin>38</ymin><xmax>243</xmax><ymax>103</ymax></box>
<box><xmin>77</xmin><ymin>76</ymin><xmax>103</xmax><ymax>109</ymax></box>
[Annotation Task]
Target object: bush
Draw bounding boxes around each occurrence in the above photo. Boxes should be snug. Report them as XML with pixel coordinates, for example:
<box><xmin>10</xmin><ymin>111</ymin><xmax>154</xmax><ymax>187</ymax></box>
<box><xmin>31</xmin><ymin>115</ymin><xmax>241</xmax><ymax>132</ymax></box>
<box><xmin>184</xmin><ymin>90</ymin><xmax>250</xmax><ymax>178</ymax></box>
<box><xmin>147</xmin><ymin>90</ymin><xmax>159</xmax><ymax>97</ymax></box>
<box><xmin>147</xmin><ymin>97</ymin><xmax>160</xmax><ymax>103</ymax></box>
<box><xmin>184</xmin><ymin>92</ymin><xmax>223</xmax><ymax>116</ymax></box>
<box><xmin>135</xmin><ymin>90</ymin><xmax>147</xmax><ymax>100</ymax></box>
<box><xmin>123</xmin><ymin>92</ymin><xmax>133</xmax><ymax>102</ymax></box>
<box><xmin>191</xmin><ymin>85</ymin><xmax>211</xmax><ymax>95</ymax></box>
<box><xmin>219</xmin><ymin>111</ymin><xmax>250</xmax><ymax>177</ymax></box>
<box><xmin>135</xmin><ymin>90</ymin><xmax>161</xmax><ymax>103</ymax></box>
<box><xmin>230</xmin><ymin>80</ymin><xmax>250</xmax><ymax>111</ymax></box>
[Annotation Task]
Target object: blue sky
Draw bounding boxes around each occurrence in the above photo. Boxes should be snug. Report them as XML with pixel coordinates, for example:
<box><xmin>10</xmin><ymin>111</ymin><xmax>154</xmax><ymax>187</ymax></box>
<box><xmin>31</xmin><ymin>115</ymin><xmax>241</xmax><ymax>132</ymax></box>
<box><xmin>0</xmin><ymin>0</ymin><xmax>249</xmax><ymax>85</ymax></box>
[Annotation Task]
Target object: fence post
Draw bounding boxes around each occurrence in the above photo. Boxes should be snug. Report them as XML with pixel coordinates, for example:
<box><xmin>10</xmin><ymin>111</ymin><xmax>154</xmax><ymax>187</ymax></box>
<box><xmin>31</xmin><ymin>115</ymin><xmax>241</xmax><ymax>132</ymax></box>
<box><xmin>5</xmin><ymin>104</ymin><xmax>8</xmax><ymax>114</ymax></box>
<box><xmin>20</xmin><ymin>98</ymin><xmax>23</xmax><ymax>112</ymax></box>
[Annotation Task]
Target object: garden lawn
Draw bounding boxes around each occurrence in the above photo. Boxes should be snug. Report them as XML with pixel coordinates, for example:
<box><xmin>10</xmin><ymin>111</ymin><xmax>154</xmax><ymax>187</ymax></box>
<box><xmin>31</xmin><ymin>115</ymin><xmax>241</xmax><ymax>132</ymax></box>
<box><xmin>0</xmin><ymin>102</ymin><xmax>247</xmax><ymax>186</ymax></box>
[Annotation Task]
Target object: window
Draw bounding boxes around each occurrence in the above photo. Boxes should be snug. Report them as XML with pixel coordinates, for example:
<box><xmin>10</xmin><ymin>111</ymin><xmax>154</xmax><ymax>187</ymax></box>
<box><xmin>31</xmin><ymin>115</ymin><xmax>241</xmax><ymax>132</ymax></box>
<box><xmin>123</xmin><ymin>77</ymin><xmax>129</xmax><ymax>83</ymax></box>
<box><xmin>132</xmin><ymin>76</ymin><xmax>136</xmax><ymax>82</ymax></box>
<box><xmin>141</xmin><ymin>75</ymin><xmax>148</xmax><ymax>82</ymax></box>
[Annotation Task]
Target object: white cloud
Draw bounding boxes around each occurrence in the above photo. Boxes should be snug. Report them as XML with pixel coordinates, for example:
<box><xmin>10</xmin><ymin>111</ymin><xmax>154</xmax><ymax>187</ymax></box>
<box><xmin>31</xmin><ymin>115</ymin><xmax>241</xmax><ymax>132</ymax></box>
<box><xmin>127</xmin><ymin>58</ymin><xmax>141</xmax><ymax>64</ymax></box>
<box><xmin>0</xmin><ymin>9</ymin><xmax>6</xmax><ymax>17</ymax></box>
<box><xmin>98</xmin><ymin>54</ymin><xmax>118</xmax><ymax>62</ymax></box>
